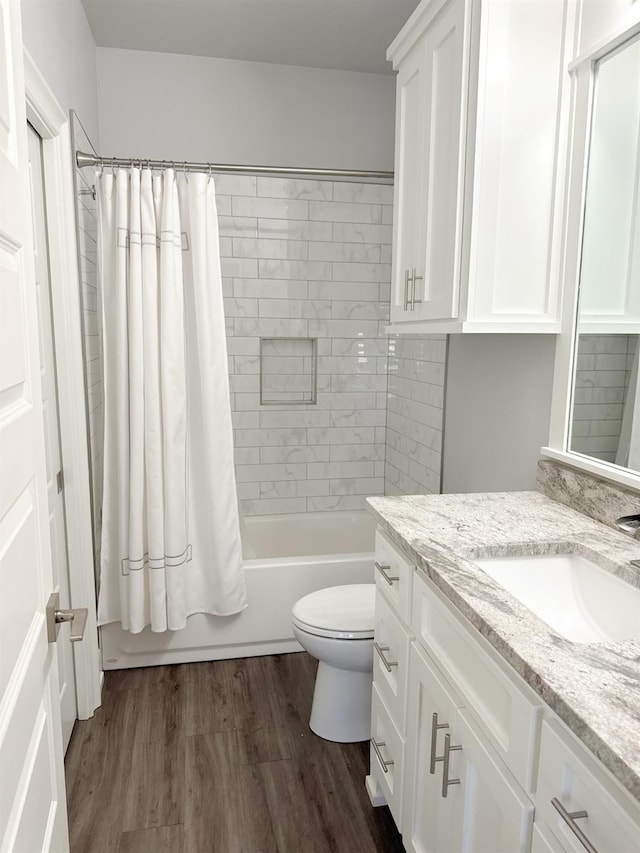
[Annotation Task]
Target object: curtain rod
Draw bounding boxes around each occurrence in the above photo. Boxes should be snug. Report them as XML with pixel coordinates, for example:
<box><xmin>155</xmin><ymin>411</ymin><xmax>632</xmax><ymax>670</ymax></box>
<box><xmin>75</xmin><ymin>150</ymin><xmax>394</xmax><ymax>182</ymax></box>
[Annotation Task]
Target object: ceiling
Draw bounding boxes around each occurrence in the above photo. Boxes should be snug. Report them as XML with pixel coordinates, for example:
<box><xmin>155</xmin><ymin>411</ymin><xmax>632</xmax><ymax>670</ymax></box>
<box><xmin>80</xmin><ymin>0</ymin><xmax>421</xmax><ymax>75</ymax></box>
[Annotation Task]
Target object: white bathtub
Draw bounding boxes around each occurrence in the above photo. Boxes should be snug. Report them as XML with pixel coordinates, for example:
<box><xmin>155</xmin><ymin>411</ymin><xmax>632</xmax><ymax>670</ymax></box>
<box><xmin>100</xmin><ymin>510</ymin><xmax>376</xmax><ymax>670</ymax></box>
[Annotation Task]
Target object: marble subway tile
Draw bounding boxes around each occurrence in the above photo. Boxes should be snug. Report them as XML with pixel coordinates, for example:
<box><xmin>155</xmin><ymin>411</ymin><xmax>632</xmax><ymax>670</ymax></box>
<box><xmin>333</xmin><ymin>222</ymin><xmax>392</xmax><ymax>244</ymax></box>
<box><xmin>329</xmin><ymin>409</ymin><xmax>386</xmax><ymax>427</ymax></box>
<box><xmin>307</xmin><ymin>461</ymin><xmax>375</xmax><ymax>480</ymax></box>
<box><xmin>333</xmin><ymin>182</ymin><xmax>394</xmax><ymax>206</ymax></box>
<box><xmin>307</xmin><ymin>426</ymin><xmax>376</xmax><ymax>445</ymax></box>
<box><xmin>259</xmin><ymin>258</ymin><xmax>332</xmax><ymax>281</ymax></box>
<box><xmin>234</xmin><ymin>318</ymin><xmax>309</xmax><ymax>337</ymax></box>
<box><xmin>329</xmin><ymin>477</ymin><xmax>385</xmax><ymax>496</ymax></box>
<box><xmin>330</xmin><ymin>300</ymin><xmax>389</xmax><ymax>320</ymax></box>
<box><xmin>218</xmin><ymin>216</ymin><xmax>258</xmax><ymax>238</ymax></box>
<box><xmin>235</xmin><ymin>428</ymin><xmax>307</xmax><ymax>447</ymax></box>
<box><xmin>306</xmin><ymin>495</ymin><xmax>369</xmax><ymax>512</ymax></box>
<box><xmin>257</xmin><ymin>177</ymin><xmax>333</xmax><ymax>201</ymax></box>
<box><xmin>329</xmin><ymin>443</ymin><xmax>385</xmax><ymax>462</ymax></box>
<box><xmin>233</xmin><ymin>278</ymin><xmax>309</xmax><ymax>299</ymax></box>
<box><xmin>308</xmin><ymin>281</ymin><xmax>381</xmax><ymax>302</ymax></box>
<box><xmin>260</xmin><ymin>445</ymin><xmax>330</xmax><ymax>464</ymax></box>
<box><xmin>214</xmin><ymin>174</ymin><xmax>257</xmax><ymax>196</ymax></box>
<box><xmin>332</xmin><ymin>262</ymin><xmax>392</xmax><ymax>283</ymax></box>
<box><xmin>234</xmin><ymin>446</ymin><xmax>261</xmax><ymax>465</ymax></box>
<box><xmin>308</xmin><ymin>319</ymin><xmax>381</xmax><ymax>339</ymax></box>
<box><xmin>259</xmin><ymin>480</ymin><xmax>330</xmax><ymax>499</ymax></box>
<box><xmin>308</xmin><ymin>241</ymin><xmax>381</xmax><ymax>263</ymax></box>
<box><xmin>258</xmin><ymin>218</ymin><xmax>333</xmax><ymax>241</ymax></box>
<box><xmin>232</xmin><ymin>196</ymin><xmax>309</xmax><ymax>220</ymax></box>
<box><xmin>309</xmin><ymin>201</ymin><xmax>383</xmax><ymax>224</ymax></box>
<box><xmin>235</xmin><ymin>463</ymin><xmax>307</xmax><ymax>482</ymax></box>
<box><xmin>221</xmin><ymin>257</ymin><xmax>258</xmax><ymax>278</ymax></box>
<box><xmin>258</xmin><ymin>299</ymin><xmax>331</xmax><ymax>319</ymax></box>
<box><xmin>223</xmin><ymin>297</ymin><xmax>258</xmax><ymax>317</ymax></box>
<box><xmin>233</xmin><ymin>237</ymin><xmax>309</xmax><ymax>260</ymax></box>
<box><xmin>259</xmin><ymin>410</ymin><xmax>330</xmax><ymax>429</ymax></box>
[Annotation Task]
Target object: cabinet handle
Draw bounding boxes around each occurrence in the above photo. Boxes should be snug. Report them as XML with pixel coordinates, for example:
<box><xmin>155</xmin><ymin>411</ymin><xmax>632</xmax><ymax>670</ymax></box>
<box><xmin>429</xmin><ymin>712</ymin><xmax>450</xmax><ymax>774</ymax></box>
<box><xmin>375</xmin><ymin>561</ymin><xmax>399</xmax><ymax>585</ymax></box>
<box><xmin>410</xmin><ymin>268</ymin><xmax>423</xmax><ymax>310</ymax></box>
<box><xmin>371</xmin><ymin>738</ymin><xmax>394</xmax><ymax>773</ymax></box>
<box><xmin>403</xmin><ymin>269</ymin><xmax>412</xmax><ymax>311</ymax></box>
<box><xmin>374</xmin><ymin>642</ymin><xmax>399</xmax><ymax>672</ymax></box>
<box><xmin>551</xmin><ymin>798</ymin><xmax>598</xmax><ymax>853</ymax></box>
<box><xmin>439</xmin><ymin>733</ymin><xmax>462</xmax><ymax>798</ymax></box>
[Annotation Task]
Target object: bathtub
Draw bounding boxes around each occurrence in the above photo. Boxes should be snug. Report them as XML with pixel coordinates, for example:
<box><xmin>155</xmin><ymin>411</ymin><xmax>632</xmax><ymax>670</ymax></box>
<box><xmin>100</xmin><ymin>510</ymin><xmax>376</xmax><ymax>670</ymax></box>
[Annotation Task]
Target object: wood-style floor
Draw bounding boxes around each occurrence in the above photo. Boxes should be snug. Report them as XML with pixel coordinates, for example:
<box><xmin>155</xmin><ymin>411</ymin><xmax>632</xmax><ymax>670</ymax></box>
<box><xmin>65</xmin><ymin>652</ymin><xmax>406</xmax><ymax>852</ymax></box>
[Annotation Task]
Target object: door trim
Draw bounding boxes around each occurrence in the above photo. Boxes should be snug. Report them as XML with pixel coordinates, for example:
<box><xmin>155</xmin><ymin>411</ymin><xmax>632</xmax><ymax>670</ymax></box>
<box><xmin>24</xmin><ymin>50</ymin><xmax>101</xmax><ymax>719</ymax></box>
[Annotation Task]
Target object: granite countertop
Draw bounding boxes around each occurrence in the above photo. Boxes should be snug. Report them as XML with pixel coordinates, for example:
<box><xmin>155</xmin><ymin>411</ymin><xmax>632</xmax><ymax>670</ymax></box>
<box><xmin>366</xmin><ymin>491</ymin><xmax>640</xmax><ymax>801</ymax></box>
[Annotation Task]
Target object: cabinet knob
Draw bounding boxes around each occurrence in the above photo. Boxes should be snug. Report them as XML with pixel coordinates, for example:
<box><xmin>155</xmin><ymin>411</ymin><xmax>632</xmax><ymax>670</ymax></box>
<box><xmin>410</xmin><ymin>268</ymin><xmax>423</xmax><ymax>310</ymax></box>
<box><xmin>551</xmin><ymin>798</ymin><xmax>598</xmax><ymax>853</ymax></box>
<box><xmin>404</xmin><ymin>269</ymin><xmax>412</xmax><ymax>311</ymax></box>
<box><xmin>375</xmin><ymin>561</ymin><xmax>399</xmax><ymax>586</ymax></box>
<box><xmin>429</xmin><ymin>712</ymin><xmax>450</xmax><ymax>774</ymax></box>
<box><xmin>374</xmin><ymin>642</ymin><xmax>399</xmax><ymax>672</ymax></box>
<box><xmin>371</xmin><ymin>738</ymin><xmax>395</xmax><ymax>773</ymax></box>
<box><xmin>435</xmin><ymin>732</ymin><xmax>462</xmax><ymax>798</ymax></box>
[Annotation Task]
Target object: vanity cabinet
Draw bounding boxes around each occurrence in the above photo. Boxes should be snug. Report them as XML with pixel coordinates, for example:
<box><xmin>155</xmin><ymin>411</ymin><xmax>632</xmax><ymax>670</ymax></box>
<box><xmin>387</xmin><ymin>0</ymin><xmax>569</xmax><ymax>332</ymax></box>
<box><xmin>367</xmin><ymin>527</ymin><xmax>640</xmax><ymax>852</ymax></box>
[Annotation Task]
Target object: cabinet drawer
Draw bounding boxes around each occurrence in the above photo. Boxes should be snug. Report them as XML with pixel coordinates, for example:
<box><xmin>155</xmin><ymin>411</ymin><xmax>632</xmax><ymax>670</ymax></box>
<box><xmin>369</xmin><ymin>684</ymin><xmax>405</xmax><ymax>827</ymax></box>
<box><xmin>373</xmin><ymin>592</ymin><xmax>412</xmax><ymax>734</ymax></box>
<box><xmin>536</xmin><ymin>719</ymin><xmax>640</xmax><ymax>853</ymax></box>
<box><xmin>375</xmin><ymin>528</ymin><xmax>414</xmax><ymax>622</ymax></box>
<box><xmin>412</xmin><ymin>570</ymin><xmax>543</xmax><ymax>793</ymax></box>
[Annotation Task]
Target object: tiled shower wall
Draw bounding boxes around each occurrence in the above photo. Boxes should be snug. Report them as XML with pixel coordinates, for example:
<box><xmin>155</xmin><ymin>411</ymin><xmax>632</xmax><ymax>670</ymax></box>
<box><xmin>384</xmin><ymin>334</ymin><xmax>446</xmax><ymax>495</ymax></box>
<box><xmin>71</xmin><ymin>112</ymin><xmax>103</xmax><ymax>564</ymax></box>
<box><xmin>218</xmin><ymin>175</ymin><xmax>394</xmax><ymax>515</ymax></box>
<box><xmin>571</xmin><ymin>334</ymin><xmax>638</xmax><ymax>463</ymax></box>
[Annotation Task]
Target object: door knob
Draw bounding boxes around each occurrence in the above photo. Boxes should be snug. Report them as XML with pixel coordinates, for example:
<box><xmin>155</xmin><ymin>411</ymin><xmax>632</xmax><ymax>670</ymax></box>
<box><xmin>46</xmin><ymin>592</ymin><xmax>88</xmax><ymax>643</ymax></box>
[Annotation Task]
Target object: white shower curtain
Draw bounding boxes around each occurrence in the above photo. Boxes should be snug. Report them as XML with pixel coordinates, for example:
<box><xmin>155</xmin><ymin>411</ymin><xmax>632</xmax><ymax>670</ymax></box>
<box><xmin>96</xmin><ymin>167</ymin><xmax>247</xmax><ymax>633</ymax></box>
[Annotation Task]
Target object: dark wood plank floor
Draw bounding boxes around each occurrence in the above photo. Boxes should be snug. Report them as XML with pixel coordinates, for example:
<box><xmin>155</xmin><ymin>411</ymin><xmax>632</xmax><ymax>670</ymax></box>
<box><xmin>65</xmin><ymin>652</ymin><xmax>406</xmax><ymax>853</ymax></box>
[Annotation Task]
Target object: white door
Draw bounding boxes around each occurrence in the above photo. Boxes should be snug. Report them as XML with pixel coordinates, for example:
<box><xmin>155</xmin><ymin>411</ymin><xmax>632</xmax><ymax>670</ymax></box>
<box><xmin>0</xmin><ymin>0</ymin><xmax>70</xmax><ymax>849</ymax></box>
<box><xmin>27</xmin><ymin>122</ymin><xmax>78</xmax><ymax>751</ymax></box>
<box><xmin>389</xmin><ymin>36</ymin><xmax>426</xmax><ymax>323</ymax></box>
<box><xmin>402</xmin><ymin>643</ymin><xmax>462</xmax><ymax>853</ymax></box>
<box><xmin>448</xmin><ymin>708</ymin><xmax>534</xmax><ymax>853</ymax></box>
<box><xmin>415</xmin><ymin>0</ymin><xmax>465</xmax><ymax>322</ymax></box>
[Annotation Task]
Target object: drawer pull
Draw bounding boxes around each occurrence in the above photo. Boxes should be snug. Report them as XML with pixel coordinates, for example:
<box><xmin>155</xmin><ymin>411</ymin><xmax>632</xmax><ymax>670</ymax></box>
<box><xmin>551</xmin><ymin>798</ymin><xmax>598</xmax><ymax>853</ymax></box>
<box><xmin>375</xmin><ymin>561</ymin><xmax>399</xmax><ymax>585</ymax></box>
<box><xmin>371</xmin><ymin>738</ymin><xmax>394</xmax><ymax>773</ymax></box>
<box><xmin>434</xmin><ymin>732</ymin><xmax>462</xmax><ymax>798</ymax></box>
<box><xmin>404</xmin><ymin>269</ymin><xmax>411</xmax><ymax>311</ymax></box>
<box><xmin>429</xmin><ymin>712</ymin><xmax>450</xmax><ymax>774</ymax></box>
<box><xmin>374</xmin><ymin>642</ymin><xmax>399</xmax><ymax>672</ymax></box>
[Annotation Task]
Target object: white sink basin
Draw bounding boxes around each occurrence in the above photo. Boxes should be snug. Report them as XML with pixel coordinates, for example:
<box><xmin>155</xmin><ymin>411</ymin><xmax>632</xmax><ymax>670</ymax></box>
<box><xmin>474</xmin><ymin>553</ymin><xmax>640</xmax><ymax>643</ymax></box>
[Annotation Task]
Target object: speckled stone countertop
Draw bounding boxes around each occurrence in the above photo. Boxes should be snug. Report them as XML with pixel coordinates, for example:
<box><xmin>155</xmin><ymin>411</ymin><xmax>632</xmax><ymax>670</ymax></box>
<box><xmin>366</xmin><ymin>491</ymin><xmax>640</xmax><ymax>801</ymax></box>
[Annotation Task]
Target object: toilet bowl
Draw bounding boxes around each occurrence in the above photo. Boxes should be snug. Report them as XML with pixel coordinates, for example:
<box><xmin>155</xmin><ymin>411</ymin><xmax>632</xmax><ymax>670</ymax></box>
<box><xmin>292</xmin><ymin>583</ymin><xmax>375</xmax><ymax>743</ymax></box>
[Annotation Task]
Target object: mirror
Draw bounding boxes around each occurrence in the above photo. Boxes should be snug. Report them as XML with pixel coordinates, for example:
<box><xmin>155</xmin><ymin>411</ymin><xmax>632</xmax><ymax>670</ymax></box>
<box><xmin>569</xmin><ymin>32</ymin><xmax>640</xmax><ymax>474</ymax></box>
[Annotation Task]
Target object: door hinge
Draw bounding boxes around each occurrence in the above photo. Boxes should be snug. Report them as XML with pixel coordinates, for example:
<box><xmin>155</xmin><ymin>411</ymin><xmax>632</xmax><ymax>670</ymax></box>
<box><xmin>56</xmin><ymin>470</ymin><xmax>64</xmax><ymax>493</ymax></box>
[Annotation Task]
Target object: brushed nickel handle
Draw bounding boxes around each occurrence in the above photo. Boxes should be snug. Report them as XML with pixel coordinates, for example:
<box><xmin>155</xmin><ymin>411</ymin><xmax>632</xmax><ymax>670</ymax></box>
<box><xmin>46</xmin><ymin>592</ymin><xmax>88</xmax><ymax>643</ymax></box>
<box><xmin>374</xmin><ymin>642</ymin><xmax>398</xmax><ymax>672</ymax></box>
<box><xmin>371</xmin><ymin>738</ymin><xmax>394</xmax><ymax>773</ymax></box>
<box><xmin>551</xmin><ymin>798</ymin><xmax>597</xmax><ymax>853</ymax></box>
<box><xmin>439</xmin><ymin>732</ymin><xmax>462</xmax><ymax>798</ymax></box>
<box><xmin>429</xmin><ymin>712</ymin><xmax>450</xmax><ymax>774</ymax></box>
<box><xmin>403</xmin><ymin>268</ymin><xmax>412</xmax><ymax>311</ymax></box>
<box><xmin>411</xmin><ymin>268</ymin><xmax>423</xmax><ymax>309</ymax></box>
<box><xmin>375</xmin><ymin>561</ymin><xmax>399</xmax><ymax>585</ymax></box>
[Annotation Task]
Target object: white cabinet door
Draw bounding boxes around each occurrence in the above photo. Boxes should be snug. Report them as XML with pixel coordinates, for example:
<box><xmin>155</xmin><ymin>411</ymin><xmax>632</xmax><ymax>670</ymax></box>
<box><xmin>413</xmin><ymin>0</ymin><xmax>465</xmax><ymax>322</ymax></box>
<box><xmin>402</xmin><ymin>643</ymin><xmax>462</xmax><ymax>853</ymax></box>
<box><xmin>390</xmin><ymin>0</ymin><xmax>466</xmax><ymax>324</ymax></box>
<box><xmin>0</xmin><ymin>0</ymin><xmax>69</xmax><ymax>849</ymax></box>
<box><xmin>448</xmin><ymin>709</ymin><xmax>534</xmax><ymax>853</ymax></box>
<box><xmin>390</xmin><ymin>36</ymin><xmax>426</xmax><ymax>323</ymax></box>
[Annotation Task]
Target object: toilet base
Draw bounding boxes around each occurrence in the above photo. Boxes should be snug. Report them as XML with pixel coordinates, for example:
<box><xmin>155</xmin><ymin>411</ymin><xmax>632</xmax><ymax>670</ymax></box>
<box><xmin>309</xmin><ymin>661</ymin><xmax>372</xmax><ymax>743</ymax></box>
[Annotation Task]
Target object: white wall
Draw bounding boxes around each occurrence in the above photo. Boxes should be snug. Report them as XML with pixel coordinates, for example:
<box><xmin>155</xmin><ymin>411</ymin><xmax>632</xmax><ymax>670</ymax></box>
<box><xmin>21</xmin><ymin>0</ymin><xmax>99</xmax><ymax>143</ymax></box>
<box><xmin>577</xmin><ymin>0</ymin><xmax>639</xmax><ymax>53</ymax></box>
<box><xmin>442</xmin><ymin>336</ymin><xmax>557</xmax><ymax>494</ymax></box>
<box><xmin>96</xmin><ymin>47</ymin><xmax>395</xmax><ymax>170</ymax></box>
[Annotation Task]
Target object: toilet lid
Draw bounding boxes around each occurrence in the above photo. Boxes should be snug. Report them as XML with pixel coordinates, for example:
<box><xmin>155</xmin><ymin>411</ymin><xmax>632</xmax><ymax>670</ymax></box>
<box><xmin>292</xmin><ymin>584</ymin><xmax>376</xmax><ymax>640</ymax></box>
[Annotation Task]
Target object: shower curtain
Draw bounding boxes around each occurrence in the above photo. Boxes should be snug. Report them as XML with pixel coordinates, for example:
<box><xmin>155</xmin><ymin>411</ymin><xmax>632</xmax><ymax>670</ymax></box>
<box><xmin>96</xmin><ymin>167</ymin><xmax>247</xmax><ymax>633</ymax></box>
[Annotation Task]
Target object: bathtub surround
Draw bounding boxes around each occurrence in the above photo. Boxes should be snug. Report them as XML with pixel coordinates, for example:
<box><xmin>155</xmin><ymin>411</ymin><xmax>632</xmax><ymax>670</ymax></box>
<box><xmin>221</xmin><ymin>176</ymin><xmax>395</xmax><ymax>516</ymax></box>
<box><xmin>384</xmin><ymin>334</ymin><xmax>447</xmax><ymax>496</ymax></box>
<box><xmin>537</xmin><ymin>458</ymin><xmax>640</xmax><ymax>532</ymax></box>
<box><xmin>97</xmin><ymin>168</ymin><xmax>246</xmax><ymax>632</ymax></box>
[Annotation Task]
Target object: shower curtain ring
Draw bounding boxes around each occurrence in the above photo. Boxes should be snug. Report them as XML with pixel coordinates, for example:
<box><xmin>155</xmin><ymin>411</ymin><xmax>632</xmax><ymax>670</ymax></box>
<box><xmin>183</xmin><ymin>161</ymin><xmax>188</xmax><ymax>181</ymax></box>
<box><xmin>208</xmin><ymin>162</ymin><xmax>213</xmax><ymax>184</ymax></box>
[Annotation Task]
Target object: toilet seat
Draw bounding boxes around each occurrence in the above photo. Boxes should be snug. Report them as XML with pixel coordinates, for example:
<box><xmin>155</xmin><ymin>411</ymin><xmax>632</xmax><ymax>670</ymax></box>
<box><xmin>292</xmin><ymin>584</ymin><xmax>375</xmax><ymax>640</ymax></box>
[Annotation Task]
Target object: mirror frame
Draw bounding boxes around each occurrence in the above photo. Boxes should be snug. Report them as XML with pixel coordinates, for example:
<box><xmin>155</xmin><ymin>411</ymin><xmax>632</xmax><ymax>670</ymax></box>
<box><xmin>543</xmin><ymin>13</ymin><xmax>640</xmax><ymax>491</ymax></box>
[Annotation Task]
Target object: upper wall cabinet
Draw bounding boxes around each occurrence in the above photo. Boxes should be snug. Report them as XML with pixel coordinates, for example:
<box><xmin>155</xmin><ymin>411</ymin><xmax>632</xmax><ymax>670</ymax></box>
<box><xmin>387</xmin><ymin>0</ymin><xmax>571</xmax><ymax>332</ymax></box>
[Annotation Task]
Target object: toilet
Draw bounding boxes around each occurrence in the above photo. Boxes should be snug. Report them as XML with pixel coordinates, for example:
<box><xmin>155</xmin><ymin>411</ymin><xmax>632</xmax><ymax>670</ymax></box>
<box><xmin>292</xmin><ymin>583</ymin><xmax>376</xmax><ymax>743</ymax></box>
